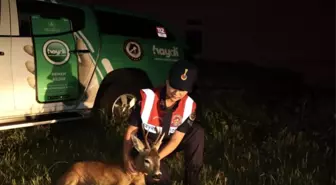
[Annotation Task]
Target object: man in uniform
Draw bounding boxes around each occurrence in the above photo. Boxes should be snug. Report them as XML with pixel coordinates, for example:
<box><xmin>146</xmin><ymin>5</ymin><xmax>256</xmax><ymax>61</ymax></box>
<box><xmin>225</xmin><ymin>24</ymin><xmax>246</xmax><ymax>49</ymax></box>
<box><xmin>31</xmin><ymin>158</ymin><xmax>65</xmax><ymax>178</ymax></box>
<box><xmin>123</xmin><ymin>60</ymin><xmax>204</xmax><ymax>185</ymax></box>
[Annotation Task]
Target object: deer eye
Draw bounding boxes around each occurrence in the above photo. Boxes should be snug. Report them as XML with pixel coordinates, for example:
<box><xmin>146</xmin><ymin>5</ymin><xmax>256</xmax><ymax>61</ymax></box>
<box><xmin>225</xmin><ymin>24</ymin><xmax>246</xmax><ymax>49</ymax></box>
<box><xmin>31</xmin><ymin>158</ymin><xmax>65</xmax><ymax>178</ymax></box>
<box><xmin>144</xmin><ymin>159</ymin><xmax>151</xmax><ymax>165</ymax></box>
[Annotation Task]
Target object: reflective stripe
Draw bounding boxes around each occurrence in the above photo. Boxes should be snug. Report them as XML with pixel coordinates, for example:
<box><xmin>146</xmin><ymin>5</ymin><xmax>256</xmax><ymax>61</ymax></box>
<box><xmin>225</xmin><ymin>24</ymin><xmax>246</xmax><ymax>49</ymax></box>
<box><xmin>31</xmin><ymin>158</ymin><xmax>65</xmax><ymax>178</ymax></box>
<box><xmin>182</xmin><ymin>97</ymin><xmax>194</xmax><ymax>122</ymax></box>
<box><xmin>142</xmin><ymin>122</ymin><xmax>162</xmax><ymax>134</ymax></box>
<box><xmin>141</xmin><ymin>89</ymin><xmax>155</xmax><ymax>123</ymax></box>
<box><xmin>142</xmin><ymin>124</ymin><xmax>177</xmax><ymax>134</ymax></box>
<box><xmin>169</xmin><ymin>126</ymin><xmax>178</xmax><ymax>134</ymax></box>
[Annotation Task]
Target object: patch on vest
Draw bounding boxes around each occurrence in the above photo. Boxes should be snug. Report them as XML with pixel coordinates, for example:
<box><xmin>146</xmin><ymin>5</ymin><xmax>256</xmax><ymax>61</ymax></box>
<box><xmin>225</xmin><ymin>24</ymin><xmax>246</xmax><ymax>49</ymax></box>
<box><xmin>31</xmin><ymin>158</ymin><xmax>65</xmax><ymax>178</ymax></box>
<box><xmin>171</xmin><ymin>114</ymin><xmax>183</xmax><ymax>127</ymax></box>
<box><xmin>189</xmin><ymin>111</ymin><xmax>196</xmax><ymax>121</ymax></box>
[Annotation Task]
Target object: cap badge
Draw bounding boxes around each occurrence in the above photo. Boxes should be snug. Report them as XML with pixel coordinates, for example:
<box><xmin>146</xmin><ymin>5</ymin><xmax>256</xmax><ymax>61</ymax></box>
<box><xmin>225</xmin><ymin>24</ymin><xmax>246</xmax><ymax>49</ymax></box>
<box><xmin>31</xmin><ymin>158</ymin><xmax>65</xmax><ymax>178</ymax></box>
<box><xmin>181</xmin><ymin>68</ymin><xmax>188</xmax><ymax>81</ymax></box>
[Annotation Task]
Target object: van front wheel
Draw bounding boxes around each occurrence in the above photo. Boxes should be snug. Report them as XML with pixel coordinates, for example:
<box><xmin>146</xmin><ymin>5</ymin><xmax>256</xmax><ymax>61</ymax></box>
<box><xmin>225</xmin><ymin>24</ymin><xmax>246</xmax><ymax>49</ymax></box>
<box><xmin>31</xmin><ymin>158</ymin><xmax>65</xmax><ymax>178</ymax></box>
<box><xmin>111</xmin><ymin>93</ymin><xmax>137</xmax><ymax>122</ymax></box>
<box><xmin>94</xmin><ymin>81</ymin><xmax>151</xmax><ymax>124</ymax></box>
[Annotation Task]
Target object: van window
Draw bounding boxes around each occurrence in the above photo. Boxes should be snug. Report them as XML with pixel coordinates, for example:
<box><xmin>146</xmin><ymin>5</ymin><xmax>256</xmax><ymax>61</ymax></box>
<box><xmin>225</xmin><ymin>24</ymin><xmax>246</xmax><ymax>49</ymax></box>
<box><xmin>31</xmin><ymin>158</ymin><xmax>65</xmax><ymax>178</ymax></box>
<box><xmin>17</xmin><ymin>0</ymin><xmax>85</xmax><ymax>36</ymax></box>
<box><xmin>94</xmin><ymin>10</ymin><xmax>175</xmax><ymax>41</ymax></box>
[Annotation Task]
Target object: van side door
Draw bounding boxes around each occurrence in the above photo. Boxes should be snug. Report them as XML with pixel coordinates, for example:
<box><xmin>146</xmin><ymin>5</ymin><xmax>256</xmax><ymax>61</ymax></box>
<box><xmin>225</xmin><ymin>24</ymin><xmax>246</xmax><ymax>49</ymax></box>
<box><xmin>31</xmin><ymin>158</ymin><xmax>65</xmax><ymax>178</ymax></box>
<box><xmin>10</xmin><ymin>0</ymin><xmax>99</xmax><ymax>116</ymax></box>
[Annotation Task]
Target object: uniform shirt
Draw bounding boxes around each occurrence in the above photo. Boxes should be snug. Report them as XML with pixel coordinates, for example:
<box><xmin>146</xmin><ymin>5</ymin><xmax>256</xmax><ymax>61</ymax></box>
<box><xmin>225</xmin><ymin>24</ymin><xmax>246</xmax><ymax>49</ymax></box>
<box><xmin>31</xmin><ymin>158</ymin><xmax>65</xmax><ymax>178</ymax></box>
<box><xmin>128</xmin><ymin>86</ymin><xmax>196</xmax><ymax>144</ymax></box>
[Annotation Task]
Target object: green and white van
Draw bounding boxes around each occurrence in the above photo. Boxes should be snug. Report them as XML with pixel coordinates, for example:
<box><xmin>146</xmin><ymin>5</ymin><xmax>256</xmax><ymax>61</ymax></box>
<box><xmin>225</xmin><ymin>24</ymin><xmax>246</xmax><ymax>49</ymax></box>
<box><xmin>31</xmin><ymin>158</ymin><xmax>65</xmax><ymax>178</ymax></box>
<box><xmin>0</xmin><ymin>0</ymin><xmax>186</xmax><ymax>130</ymax></box>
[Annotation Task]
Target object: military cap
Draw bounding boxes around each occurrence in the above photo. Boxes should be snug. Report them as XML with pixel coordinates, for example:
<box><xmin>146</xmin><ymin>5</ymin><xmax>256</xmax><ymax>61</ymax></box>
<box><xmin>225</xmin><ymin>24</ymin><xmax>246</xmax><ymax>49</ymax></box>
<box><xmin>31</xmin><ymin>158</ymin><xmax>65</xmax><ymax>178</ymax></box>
<box><xmin>168</xmin><ymin>60</ymin><xmax>198</xmax><ymax>92</ymax></box>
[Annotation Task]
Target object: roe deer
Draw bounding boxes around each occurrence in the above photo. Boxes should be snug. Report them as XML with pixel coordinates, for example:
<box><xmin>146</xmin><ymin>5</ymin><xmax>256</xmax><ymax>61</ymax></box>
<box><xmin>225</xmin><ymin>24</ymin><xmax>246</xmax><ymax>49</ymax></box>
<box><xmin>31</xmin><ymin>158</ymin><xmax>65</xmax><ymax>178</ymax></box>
<box><xmin>56</xmin><ymin>125</ymin><xmax>165</xmax><ymax>185</ymax></box>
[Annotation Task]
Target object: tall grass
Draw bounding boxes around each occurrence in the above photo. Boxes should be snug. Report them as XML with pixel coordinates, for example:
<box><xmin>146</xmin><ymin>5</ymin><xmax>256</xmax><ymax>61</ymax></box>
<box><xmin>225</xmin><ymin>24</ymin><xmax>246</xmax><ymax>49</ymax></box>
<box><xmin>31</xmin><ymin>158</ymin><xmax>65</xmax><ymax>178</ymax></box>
<box><xmin>0</xmin><ymin>90</ymin><xmax>334</xmax><ymax>185</ymax></box>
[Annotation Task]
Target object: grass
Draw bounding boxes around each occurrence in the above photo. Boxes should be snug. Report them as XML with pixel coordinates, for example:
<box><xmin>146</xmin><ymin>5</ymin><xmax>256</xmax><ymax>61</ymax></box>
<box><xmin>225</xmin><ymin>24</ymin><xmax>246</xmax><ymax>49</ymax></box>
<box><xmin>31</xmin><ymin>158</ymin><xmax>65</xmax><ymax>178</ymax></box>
<box><xmin>0</xmin><ymin>89</ymin><xmax>334</xmax><ymax>185</ymax></box>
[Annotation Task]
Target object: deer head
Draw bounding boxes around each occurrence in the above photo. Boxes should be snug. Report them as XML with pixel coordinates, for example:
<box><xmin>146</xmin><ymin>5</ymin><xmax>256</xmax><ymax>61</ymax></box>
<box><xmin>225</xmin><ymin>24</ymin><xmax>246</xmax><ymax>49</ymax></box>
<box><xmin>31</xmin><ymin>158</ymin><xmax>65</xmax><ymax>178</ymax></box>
<box><xmin>131</xmin><ymin>124</ymin><xmax>165</xmax><ymax>181</ymax></box>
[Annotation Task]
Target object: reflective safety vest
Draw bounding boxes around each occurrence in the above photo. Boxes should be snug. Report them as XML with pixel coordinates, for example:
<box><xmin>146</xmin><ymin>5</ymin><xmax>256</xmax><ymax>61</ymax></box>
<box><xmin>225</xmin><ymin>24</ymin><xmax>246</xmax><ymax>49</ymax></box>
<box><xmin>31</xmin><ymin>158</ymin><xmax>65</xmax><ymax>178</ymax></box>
<box><xmin>139</xmin><ymin>88</ymin><xmax>196</xmax><ymax>135</ymax></box>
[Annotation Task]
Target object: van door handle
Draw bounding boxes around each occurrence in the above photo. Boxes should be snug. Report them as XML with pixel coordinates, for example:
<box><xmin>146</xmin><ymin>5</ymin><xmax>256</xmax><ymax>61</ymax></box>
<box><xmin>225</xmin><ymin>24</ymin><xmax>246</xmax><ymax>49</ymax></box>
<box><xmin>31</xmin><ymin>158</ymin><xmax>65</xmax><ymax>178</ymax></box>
<box><xmin>0</xmin><ymin>51</ymin><xmax>4</xmax><ymax>56</ymax></box>
<box><xmin>69</xmin><ymin>49</ymin><xmax>90</xmax><ymax>54</ymax></box>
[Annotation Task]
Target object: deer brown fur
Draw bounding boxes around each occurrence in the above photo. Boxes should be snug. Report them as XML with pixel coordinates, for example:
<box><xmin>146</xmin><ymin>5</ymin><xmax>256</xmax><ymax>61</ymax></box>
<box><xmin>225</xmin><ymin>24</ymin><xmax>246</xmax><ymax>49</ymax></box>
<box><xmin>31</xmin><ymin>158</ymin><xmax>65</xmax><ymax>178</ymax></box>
<box><xmin>56</xmin><ymin>125</ymin><xmax>165</xmax><ymax>185</ymax></box>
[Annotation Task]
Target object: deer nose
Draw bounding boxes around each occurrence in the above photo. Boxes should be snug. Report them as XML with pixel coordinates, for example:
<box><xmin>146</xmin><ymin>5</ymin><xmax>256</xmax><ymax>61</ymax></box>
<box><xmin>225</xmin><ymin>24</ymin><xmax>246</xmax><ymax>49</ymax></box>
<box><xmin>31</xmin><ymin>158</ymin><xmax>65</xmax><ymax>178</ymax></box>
<box><xmin>152</xmin><ymin>172</ymin><xmax>162</xmax><ymax>179</ymax></box>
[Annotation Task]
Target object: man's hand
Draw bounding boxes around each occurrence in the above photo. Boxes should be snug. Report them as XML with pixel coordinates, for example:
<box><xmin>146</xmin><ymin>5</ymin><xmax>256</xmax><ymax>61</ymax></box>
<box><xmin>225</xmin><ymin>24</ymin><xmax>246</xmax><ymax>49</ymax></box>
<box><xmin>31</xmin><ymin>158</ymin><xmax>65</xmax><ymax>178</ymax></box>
<box><xmin>23</xmin><ymin>36</ymin><xmax>100</xmax><ymax>106</ymax></box>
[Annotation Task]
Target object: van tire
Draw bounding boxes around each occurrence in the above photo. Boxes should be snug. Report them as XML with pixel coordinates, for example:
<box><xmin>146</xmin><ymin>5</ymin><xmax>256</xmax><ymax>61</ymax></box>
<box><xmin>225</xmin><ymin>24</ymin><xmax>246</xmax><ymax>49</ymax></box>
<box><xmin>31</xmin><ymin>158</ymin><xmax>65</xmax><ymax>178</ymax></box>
<box><xmin>93</xmin><ymin>76</ymin><xmax>152</xmax><ymax>123</ymax></box>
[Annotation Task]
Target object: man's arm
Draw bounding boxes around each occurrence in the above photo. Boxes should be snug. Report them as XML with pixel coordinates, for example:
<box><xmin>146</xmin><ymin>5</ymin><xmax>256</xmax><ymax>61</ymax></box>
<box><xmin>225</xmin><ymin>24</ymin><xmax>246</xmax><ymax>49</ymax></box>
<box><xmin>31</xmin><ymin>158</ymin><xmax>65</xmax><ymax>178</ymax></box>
<box><xmin>158</xmin><ymin>109</ymin><xmax>197</xmax><ymax>159</ymax></box>
<box><xmin>123</xmin><ymin>100</ymin><xmax>141</xmax><ymax>161</ymax></box>
<box><xmin>158</xmin><ymin>130</ymin><xmax>185</xmax><ymax>159</ymax></box>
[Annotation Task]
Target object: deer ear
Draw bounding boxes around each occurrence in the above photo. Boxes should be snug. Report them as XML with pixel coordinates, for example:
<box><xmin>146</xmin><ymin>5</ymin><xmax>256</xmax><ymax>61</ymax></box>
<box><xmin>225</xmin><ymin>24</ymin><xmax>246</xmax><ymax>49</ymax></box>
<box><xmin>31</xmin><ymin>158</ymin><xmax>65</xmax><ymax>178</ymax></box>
<box><xmin>131</xmin><ymin>134</ymin><xmax>145</xmax><ymax>152</ymax></box>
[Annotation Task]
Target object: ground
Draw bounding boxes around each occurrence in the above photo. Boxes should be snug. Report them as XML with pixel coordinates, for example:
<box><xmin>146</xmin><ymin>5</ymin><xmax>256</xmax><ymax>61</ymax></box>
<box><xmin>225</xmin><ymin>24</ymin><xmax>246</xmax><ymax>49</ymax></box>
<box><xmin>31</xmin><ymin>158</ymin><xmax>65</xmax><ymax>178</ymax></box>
<box><xmin>0</xmin><ymin>65</ymin><xmax>334</xmax><ymax>185</ymax></box>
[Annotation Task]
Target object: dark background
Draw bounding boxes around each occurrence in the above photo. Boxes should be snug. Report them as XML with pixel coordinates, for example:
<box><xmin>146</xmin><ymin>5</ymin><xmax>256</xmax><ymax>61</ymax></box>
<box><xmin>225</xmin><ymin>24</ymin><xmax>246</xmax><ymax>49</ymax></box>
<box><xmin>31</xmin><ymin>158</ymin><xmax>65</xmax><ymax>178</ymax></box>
<box><xmin>67</xmin><ymin>0</ymin><xmax>334</xmax><ymax>88</ymax></box>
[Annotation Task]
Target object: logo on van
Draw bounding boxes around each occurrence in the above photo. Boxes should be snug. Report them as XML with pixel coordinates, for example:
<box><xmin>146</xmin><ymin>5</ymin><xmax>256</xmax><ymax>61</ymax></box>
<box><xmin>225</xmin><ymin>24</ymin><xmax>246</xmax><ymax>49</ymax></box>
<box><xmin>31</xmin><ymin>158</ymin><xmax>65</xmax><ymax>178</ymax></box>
<box><xmin>152</xmin><ymin>45</ymin><xmax>179</xmax><ymax>61</ymax></box>
<box><xmin>124</xmin><ymin>40</ymin><xmax>143</xmax><ymax>61</ymax></box>
<box><xmin>43</xmin><ymin>40</ymin><xmax>70</xmax><ymax>65</ymax></box>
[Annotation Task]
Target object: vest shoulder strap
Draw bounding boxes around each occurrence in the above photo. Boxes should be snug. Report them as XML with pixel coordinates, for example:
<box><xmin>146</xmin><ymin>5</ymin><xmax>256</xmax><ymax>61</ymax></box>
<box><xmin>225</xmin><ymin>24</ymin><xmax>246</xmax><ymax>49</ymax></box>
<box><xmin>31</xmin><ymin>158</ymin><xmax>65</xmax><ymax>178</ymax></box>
<box><xmin>140</xmin><ymin>88</ymin><xmax>156</xmax><ymax>123</ymax></box>
<box><xmin>181</xmin><ymin>96</ymin><xmax>195</xmax><ymax>122</ymax></box>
